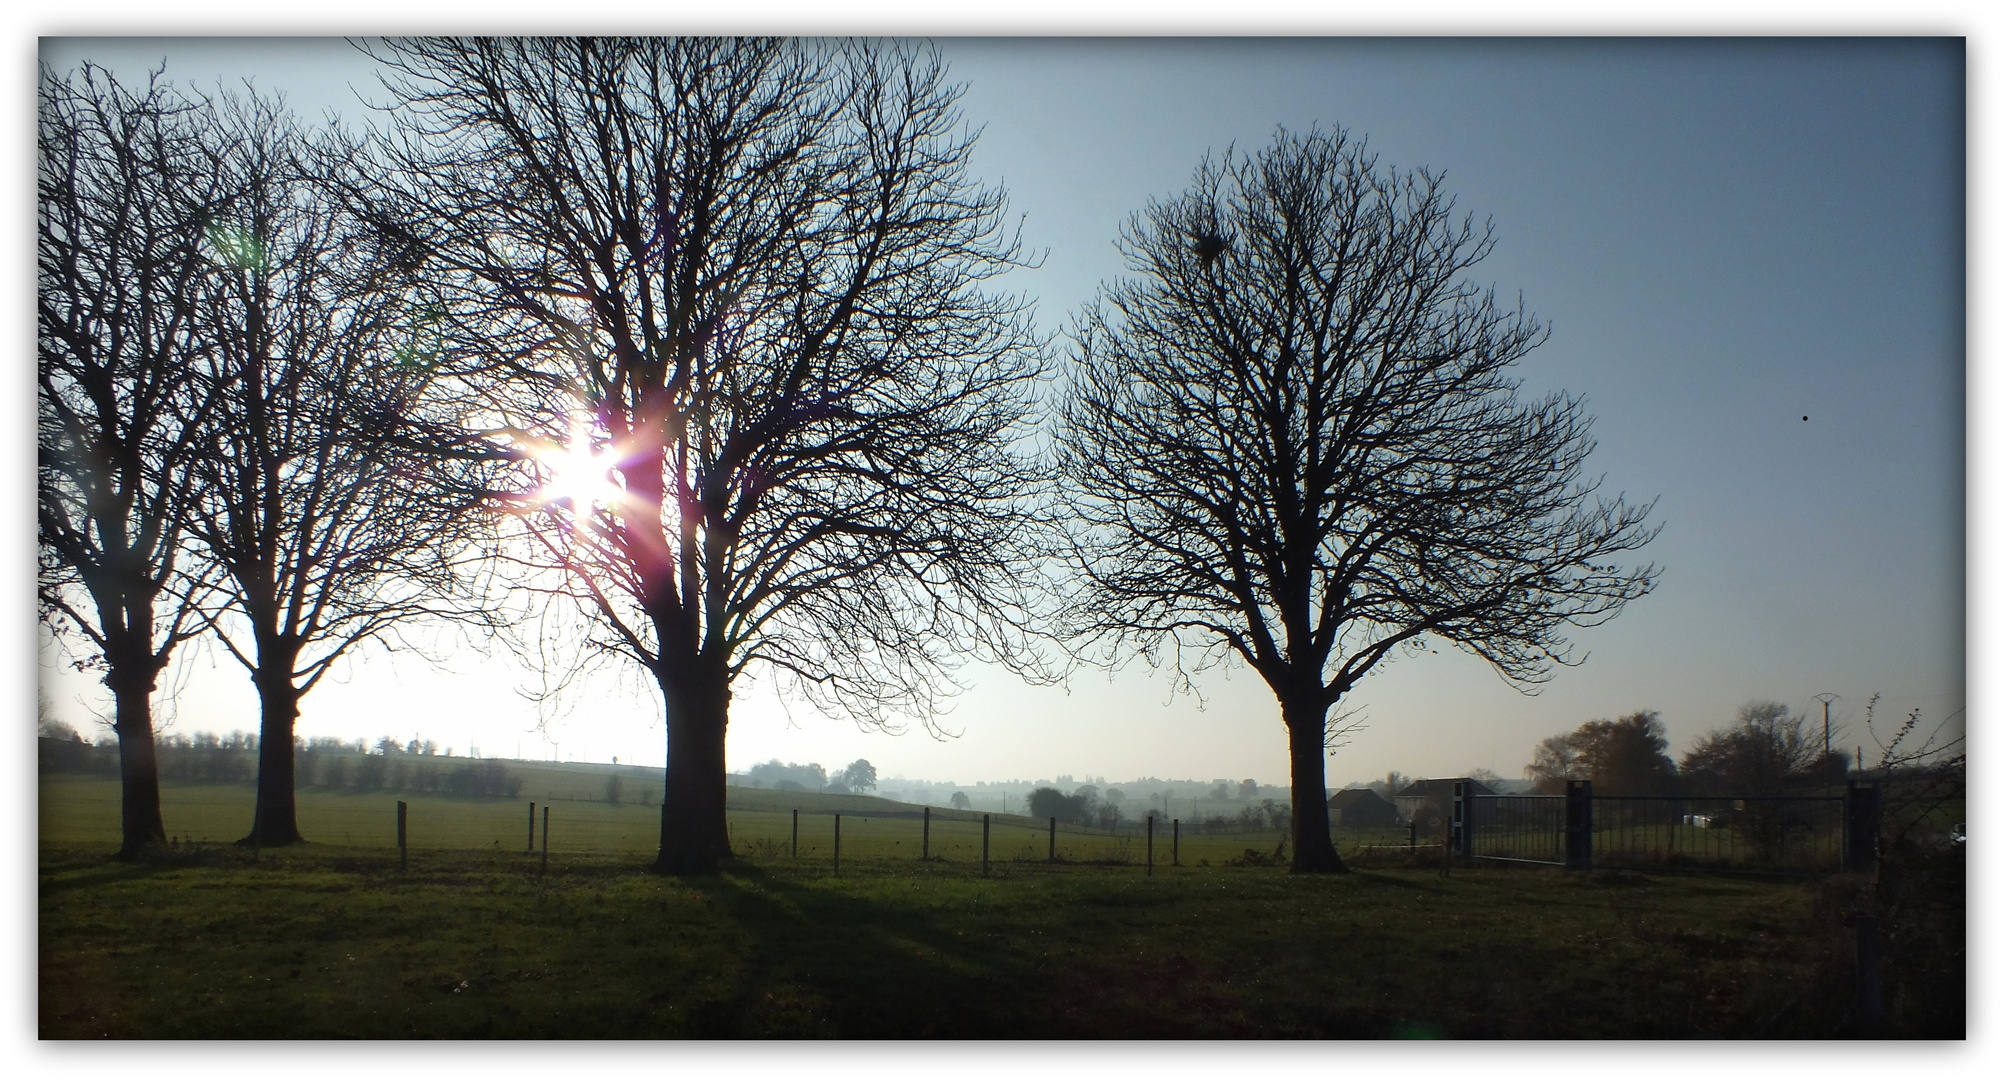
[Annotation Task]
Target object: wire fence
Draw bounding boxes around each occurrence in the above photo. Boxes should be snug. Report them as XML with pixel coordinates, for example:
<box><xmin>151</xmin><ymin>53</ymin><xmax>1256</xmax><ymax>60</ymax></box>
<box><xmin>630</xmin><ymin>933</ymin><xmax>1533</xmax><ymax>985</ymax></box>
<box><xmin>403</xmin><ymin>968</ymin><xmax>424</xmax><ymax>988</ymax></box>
<box><xmin>40</xmin><ymin>765</ymin><xmax>1881</xmax><ymax>879</ymax></box>
<box><xmin>1466</xmin><ymin>792</ymin><xmax>1855</xmax><ymax>874</ymax></box>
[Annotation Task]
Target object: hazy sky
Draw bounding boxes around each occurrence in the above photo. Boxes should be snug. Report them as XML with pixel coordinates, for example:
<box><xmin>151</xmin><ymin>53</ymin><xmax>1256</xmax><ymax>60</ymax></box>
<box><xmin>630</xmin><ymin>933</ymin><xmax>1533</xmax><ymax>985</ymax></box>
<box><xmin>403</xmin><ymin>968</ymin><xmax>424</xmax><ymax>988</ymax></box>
<box><xmin>35</xmin><ymin>37</ymin><xmax>1965</xmax><ymax>789</ymax></box>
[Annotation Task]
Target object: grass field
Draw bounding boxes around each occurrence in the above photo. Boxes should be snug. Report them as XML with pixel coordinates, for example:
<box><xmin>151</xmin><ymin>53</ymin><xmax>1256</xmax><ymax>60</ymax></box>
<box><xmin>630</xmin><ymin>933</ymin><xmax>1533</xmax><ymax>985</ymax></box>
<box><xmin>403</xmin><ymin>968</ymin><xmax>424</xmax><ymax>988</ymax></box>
<box><xmin>38</xmin><ymin>776</ymin><xmax>1403</xmax><ymax>866</ymax></box>
<box><xmin>39</xmin><ymin>776</ymin><xmax>1921</xmax><ymax>1039</ymax></box>
<box><xmin>41</xmin><ymin>842</ymin><xmax>1854</xmax><ymax>1039</ymax></box>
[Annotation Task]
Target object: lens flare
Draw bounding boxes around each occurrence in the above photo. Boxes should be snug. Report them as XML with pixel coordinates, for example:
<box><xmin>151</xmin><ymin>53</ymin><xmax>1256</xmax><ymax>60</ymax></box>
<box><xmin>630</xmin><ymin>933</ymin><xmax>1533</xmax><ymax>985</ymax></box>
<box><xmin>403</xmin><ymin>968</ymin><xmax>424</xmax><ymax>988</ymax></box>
<box><xmin>530</xmin><ymin>418</ymin><xmax>625</xmax><ymax>518</ymax></box>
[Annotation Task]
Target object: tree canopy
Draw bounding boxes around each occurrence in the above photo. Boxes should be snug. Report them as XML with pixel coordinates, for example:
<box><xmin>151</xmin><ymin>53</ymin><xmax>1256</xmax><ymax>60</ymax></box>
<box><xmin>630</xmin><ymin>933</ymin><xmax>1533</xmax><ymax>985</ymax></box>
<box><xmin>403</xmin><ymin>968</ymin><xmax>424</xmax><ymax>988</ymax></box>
<box><xmin>38</xmin><ymin>63</ymin><xmax>230</xmax><ymax>855</ymax></box>
<box><xmin>357</xmin><ymin>38</ymin><xmax>1052</xmax><ymax>871</ymax></box>
<box><xmin>1057</xmin><ymin>126</ymin><xmax>1659</xmax><ymax>872</ymax></box>
<box><xmin>1681</xmin><ymin>701</ymin><xmax>1847</xmax><ymax>795</ymax></box>
<box><xmin>1524</xmin><ymin>710</ymin><xmax>1679</xmax><ymax>795</ymax></box>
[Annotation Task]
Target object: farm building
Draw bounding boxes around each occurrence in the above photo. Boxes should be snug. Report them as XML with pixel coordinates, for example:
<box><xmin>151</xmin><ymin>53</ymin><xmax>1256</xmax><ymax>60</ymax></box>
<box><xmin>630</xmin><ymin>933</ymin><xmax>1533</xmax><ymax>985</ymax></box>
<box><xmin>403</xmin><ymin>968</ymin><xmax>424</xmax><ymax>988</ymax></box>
<box><xmin>1394</xmin><ymin>777</ymin><xmax>1495</xmax><ymax>830</ymax></box>
<box><xmin>1325</xmin><ymin>787</ymin><xmax>1399</xmax><ymax>828</ymax></box>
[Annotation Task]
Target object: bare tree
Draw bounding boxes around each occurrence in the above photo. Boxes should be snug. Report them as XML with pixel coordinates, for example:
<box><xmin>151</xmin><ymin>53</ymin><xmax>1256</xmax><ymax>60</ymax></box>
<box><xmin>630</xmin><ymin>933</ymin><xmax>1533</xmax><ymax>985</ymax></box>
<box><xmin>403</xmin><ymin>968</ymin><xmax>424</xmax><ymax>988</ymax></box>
<box><xmin>1058</xmin><ymin>127</ymin><xmax>1659</xmax><ymax>873</ymax></box>
<box><xmin>1463</xmin><ymin>766</ymin><xmax>1507</xmax><ymax>791</ymax></box>
<box><xmin>38</xmin><ymin>64</ymin><xmax>227</xmax><ymax>857</ymax></box>
<box><xmin>1525</xmin><ymin>711</ymin><xmax>1678</xmax><ymax>796</ymax></box>
<box><xmin>356</xmin><ymin>38</ymin><xmax>1049</xmax><ymax>872</ymax></box>
<box><xmin>1367</xmin><ymin>772</ymin><xmax>1412</xmax><ymax>801</ymax></box>
<box><xmin>1680</xmin><ymin>701</ymin><xmax>1846</xmax><ymax>796</ymax></box>
<box><xmin>183</xmin><ymin>90</ymin><xmax>502</xmax><ymax>846</ymax></box>
<box><xmin>1523</xmin><ymin>732</ymin><xmax>1583</xmax><ymax>795</ymax></box>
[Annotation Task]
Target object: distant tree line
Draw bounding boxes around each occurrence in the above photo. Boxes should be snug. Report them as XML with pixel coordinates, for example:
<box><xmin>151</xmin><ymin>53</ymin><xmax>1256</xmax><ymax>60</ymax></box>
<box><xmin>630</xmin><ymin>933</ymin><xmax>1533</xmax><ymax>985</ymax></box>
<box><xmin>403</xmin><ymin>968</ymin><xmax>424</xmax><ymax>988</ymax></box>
<box><xmin>1186</xmin><ymin>801</ymin><xmax>1294</xmax><ymax>835</ymax></box>
<box><xmin>1026</xmin><ymin>785</ymin><xmax>1111</xmax><ymax>828</ymax></box>
<box><xmin>740</xmin><ymin>759</ymin><xmax>877</xmax><ymax>795</ymax></box>
<box><xmin>1524</xmin><ymin>701</ymin><xmax>1854</xmax><ymax>798</ymax></box>
<box><xmin>38</xmin><ymin>727</ymin><xmax>521</xmax><ymax>798</ymax></box>
<box><xmin>1021</xmin><ymin>782</ymin><xmax>1299</xmax><ymax>835</ymax></box>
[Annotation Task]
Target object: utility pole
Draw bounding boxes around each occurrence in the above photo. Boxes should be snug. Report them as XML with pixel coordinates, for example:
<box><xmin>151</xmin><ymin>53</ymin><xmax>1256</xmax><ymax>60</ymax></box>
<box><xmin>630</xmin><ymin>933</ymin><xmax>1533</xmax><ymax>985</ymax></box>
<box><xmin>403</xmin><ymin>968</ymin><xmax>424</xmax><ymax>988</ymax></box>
<box><xmin>1813</xmin><ymin>693</ymin><xmax>1840</xmax><ymax>760</ymax></box>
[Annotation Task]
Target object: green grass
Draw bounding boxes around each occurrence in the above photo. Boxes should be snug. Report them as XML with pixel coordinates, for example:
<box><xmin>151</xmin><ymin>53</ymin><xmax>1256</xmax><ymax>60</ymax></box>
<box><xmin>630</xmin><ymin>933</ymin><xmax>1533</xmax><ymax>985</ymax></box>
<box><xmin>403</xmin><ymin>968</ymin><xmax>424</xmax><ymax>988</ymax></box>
<box><xmin>40</xmin><ymin>775</ymin><xmax>1890</xmax><ymax>1038</ymax></box>
<box><xmin>42</xmin><ymin>841</ymin><xmax>1850</xmax><ymax>1039</ymax></box>
<box><xmin>40</xmin><ymin>776</ymin><xmax>1397</xmax><ymax>866</ymax></box>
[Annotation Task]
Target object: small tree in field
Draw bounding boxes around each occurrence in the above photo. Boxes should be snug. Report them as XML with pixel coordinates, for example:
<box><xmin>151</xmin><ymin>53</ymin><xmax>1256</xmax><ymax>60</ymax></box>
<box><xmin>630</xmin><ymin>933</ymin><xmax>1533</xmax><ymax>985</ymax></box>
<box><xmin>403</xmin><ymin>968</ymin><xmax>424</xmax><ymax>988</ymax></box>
<box><xmin>1026</xmin><ymin>786</ymin><xmax>1070</xmax><ymax>823</ymax></box>
<box><xmin>841</xmin><ymin>759</ymin><xmax>879</xmax><ymax>793</ymax></box>
<box><xmin>1058</xmin><ymin>126</ymin><xmax>1659</xmax><ymax>873</ymax></box>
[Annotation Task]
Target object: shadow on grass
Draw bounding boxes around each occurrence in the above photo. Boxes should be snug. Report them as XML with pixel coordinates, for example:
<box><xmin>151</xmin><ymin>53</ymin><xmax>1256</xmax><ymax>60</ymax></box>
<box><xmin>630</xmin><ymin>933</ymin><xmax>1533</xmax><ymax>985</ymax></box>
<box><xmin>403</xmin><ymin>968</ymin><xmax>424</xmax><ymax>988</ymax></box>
<box><xmin>621</xmin><ymin>861</ymin><xmax>1415</xmax><ymax>1038</ymax></box>
<box><xmin>688</xmin><ymin>868</ymin><xmax>1043</xmax><ymax>1036</ymax></box>
<box><xmin>632</xmin><ymin>865</ymin><xmax>1235</xmax><ymax>1037</ymax></box>
<box><xmin>40</xmin><ymin>845</ymin><xmax>1860</xmax><ymax>1039</ymax></box>
<box><xmin>37</xmin><ymin>844</ymin><xmax>245</xmax><ymax>897</ymax></box>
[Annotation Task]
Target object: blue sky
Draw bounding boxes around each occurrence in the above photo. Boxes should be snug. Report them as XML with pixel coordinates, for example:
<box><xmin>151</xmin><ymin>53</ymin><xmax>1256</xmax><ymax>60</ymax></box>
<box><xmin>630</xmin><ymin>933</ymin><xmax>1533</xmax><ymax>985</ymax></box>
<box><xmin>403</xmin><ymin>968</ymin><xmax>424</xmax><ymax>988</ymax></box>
<box><xmin>34</xmin><ymin>37</ymin><xmax>1966</xmax><ymax>789</ymax></box>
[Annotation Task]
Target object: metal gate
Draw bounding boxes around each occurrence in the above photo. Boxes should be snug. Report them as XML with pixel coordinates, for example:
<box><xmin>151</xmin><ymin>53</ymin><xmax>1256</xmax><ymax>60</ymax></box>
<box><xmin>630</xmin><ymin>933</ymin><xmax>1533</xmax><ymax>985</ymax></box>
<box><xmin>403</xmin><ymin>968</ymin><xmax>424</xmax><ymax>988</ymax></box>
<box><xmin>1458</xmin><ymin>782</ymin><xmax>1879</xmax><ymax>875</ymax></box>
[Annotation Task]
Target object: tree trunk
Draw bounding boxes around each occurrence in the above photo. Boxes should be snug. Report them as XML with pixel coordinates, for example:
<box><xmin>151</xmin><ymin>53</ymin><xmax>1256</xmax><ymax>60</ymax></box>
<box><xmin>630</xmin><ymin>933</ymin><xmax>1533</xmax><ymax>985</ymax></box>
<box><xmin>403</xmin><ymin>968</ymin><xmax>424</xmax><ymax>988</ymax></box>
<box><xmin>243</xmin><ymin>638</ymin><xmax>304</xmax><ymax>846</ymax></box>
<box><xmin>105</xmin><ymin>639</ymin><xmax>166</xmax><ymax>859</ymax></box>
<box><xmin>653</xmin><ymin>664</ymin><xmax>731</xmax><ymax>873</ymax></box>
<box><xmin>1284</xmin><ymin>699</ymin><xmax>1348</xmax><ymax>874</ymax></box>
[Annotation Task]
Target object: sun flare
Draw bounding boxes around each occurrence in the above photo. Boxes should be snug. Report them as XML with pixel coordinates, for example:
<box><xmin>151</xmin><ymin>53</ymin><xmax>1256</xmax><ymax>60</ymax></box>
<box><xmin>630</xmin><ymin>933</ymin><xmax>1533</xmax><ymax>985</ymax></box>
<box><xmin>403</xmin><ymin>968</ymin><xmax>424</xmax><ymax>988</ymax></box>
<box><xmin>531</xmin><ymin>419</ymin><xmax>626</xmax><ymax>515</ymax></box>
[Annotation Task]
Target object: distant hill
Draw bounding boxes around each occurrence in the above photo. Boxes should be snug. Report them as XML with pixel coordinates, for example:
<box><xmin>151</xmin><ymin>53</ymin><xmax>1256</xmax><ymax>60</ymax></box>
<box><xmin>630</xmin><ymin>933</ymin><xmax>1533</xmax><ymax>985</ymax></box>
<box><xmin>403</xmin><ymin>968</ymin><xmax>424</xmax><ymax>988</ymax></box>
<box><xmin>35</xmin><ymin>741</ymin><xmax>969</xmax><ymax>814</ymax></box>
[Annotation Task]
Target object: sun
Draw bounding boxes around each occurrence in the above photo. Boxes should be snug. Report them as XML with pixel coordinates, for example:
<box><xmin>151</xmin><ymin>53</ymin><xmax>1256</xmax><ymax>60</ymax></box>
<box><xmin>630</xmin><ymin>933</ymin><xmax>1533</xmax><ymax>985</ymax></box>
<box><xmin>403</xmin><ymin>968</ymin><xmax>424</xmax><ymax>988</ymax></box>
<box><xmin>530</xmin><ymin>418</ymin><xmax>626</xmax><ymax>515</ymax></box>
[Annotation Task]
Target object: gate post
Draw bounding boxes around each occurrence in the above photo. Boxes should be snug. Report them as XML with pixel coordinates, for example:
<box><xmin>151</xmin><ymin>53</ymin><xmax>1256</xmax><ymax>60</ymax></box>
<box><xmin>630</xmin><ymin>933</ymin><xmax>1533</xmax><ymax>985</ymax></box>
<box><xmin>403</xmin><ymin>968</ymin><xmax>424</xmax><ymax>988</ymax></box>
<box><xmin>1851</xmin><ymin>913</ymin><xmax>1884</xmax><ymax>1035</ymax></box>
<box><xmin>1451</xmin><ymin>781</ymin><xmax>1473</xmax><ymax>859</ymax></box>
<box><xmin>1844</xmin><ymin>781</ymin><xmax>1882</xmax><ymax>873</ymax></box>
<box><xmin>1565</xmin><ymin>779</ymin><xmax>1594</xmax><ymax>871</ymax></box>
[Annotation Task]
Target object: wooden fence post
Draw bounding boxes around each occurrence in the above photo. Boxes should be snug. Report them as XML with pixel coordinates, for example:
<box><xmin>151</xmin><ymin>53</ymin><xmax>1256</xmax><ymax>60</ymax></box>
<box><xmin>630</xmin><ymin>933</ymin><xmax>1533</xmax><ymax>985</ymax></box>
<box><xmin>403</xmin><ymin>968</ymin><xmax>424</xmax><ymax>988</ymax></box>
<box><xmin>1146</xmin><ymin>816</ymin><xmax>1154</xmax><ymax>877</ymax></box>
<box><xmin>397</xmin><ymin>800</ymin><xmax>408</xmax><ymax>872</ymax></box>
<box><xmin>982</xmin><ymin>814</ymin><xmax>990</xmax><ymax>876</ymax></box>
<box><xmin>922</xmin><ymin>806</ymin><xmax>930</xmax><ymax>860</ymax></box>
<box><xmin>541</xmin><ymin>805</ymin><xmax>549</xmax><ymax>876</ymax></box>
<box><xmin>527</xmin><ymin>801</ymin><xmax>535</xmax><ymax>853</ymax></box>
<box><xmin>1173</xmin><ymin>818</ymin><xmax>1180</xmax><ymax>867</ymax></box>
<box><xmin>1048</xmin><ymin>817</ymin><xmax>1056</xmax><ymax>862</ymax></box>
<box><xmin>833</xmin><ymin>813</ymin><xmax>841</xmax><ymax>876</ymax></box>
<box><xmin>792</xmin><ymin>808</ymin><xmax>799</xmax><ymax>860</ymax></box>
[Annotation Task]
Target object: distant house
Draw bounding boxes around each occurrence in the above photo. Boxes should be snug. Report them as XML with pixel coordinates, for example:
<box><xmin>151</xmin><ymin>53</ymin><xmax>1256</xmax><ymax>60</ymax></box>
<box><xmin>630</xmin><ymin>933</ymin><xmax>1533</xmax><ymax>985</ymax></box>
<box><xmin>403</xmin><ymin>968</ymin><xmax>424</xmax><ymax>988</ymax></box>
<box><xmin>1325</xmin><ymin>788</ymin><xmax>1399</xmax><ymax>829</ymax></box>
<box><xmin>1394</xmin><ymin>777</ymin><xmax>1495</xmax><ymax>829</ymax></box>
